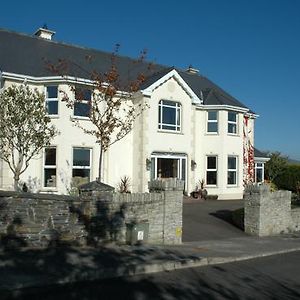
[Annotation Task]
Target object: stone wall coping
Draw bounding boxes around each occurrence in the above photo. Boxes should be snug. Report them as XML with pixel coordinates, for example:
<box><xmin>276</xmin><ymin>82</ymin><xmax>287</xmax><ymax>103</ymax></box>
<box><xmin>0</xmin><ymin>190</ymin><xmax>78</xmax><ymax>202</ymax></box>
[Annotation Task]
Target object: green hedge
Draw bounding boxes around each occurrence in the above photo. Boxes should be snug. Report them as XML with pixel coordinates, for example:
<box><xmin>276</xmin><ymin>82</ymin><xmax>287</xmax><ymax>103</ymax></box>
<box><xmin>274</xmin><ymin>165</ymin><xmax>300</xmax><ymax>193</ymax></box>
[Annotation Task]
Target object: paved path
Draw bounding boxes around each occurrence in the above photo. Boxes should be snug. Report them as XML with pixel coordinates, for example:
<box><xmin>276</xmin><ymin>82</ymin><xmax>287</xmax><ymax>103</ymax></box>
<box><xmin>183</xmin><ymin>200</ymin><xmax>245</xmax><ymax>242</ymax></box>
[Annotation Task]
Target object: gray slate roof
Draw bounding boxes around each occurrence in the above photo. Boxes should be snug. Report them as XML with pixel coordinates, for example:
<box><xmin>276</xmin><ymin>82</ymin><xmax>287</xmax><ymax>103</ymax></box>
<box><xmin>0</xmin><ymin>28</ymin><xmax>250</xmax><ymax>110</ymax></box>
<box><xmin>254</xmin><ymin>148</ymin><xmax>269</xmax><ymax>158</ymax></box>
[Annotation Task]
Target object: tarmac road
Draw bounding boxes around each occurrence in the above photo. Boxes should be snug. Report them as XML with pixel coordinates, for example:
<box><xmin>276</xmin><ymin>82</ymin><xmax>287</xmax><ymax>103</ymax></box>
<box><xmin>6</xmin><ymin>250</ymin><xmax>300</xmax><ymax>300</ymax></box>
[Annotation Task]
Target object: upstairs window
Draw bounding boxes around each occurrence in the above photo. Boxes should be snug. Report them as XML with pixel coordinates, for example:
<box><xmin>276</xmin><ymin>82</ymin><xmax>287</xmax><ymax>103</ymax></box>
<box><xmin>158</xmin><ymin>100</ymin><xmax>181</xmax><ymax>132</ymax></box>
<box><xmin>228</xmin><ymin>112</ymin><xmax>238</xmax><ymax>134</ymax></box>
<box><xmin>46</xmin><ymin>86</ymin><xmax>58</xmax><ymax>115</ymax></box>
<box><xmin>74</xmin><ymin>88</ymin><xmax>92</xmax><ymax>117</ymax></box>
<box><xmin>44</xmin><ymin>147</ymin><xmax>56</xmax><ymax>188</ymax></box>
<box><xmin>207</xmin><ymin>111</ymin><xmax>218</xmax><ymax>133</ymax></box>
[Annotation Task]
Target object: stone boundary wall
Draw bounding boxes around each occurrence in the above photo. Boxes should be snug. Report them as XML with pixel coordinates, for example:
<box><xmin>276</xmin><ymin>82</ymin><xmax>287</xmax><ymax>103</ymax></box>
<box><xmin>0</xmin><ymin>179</ymin><xmax>183</xmax><ymax>247</ymax></box>
<box><xmin>244</xmin><ymin>184</ymin><xmax>300</xmax><ymax>236</ymax></box>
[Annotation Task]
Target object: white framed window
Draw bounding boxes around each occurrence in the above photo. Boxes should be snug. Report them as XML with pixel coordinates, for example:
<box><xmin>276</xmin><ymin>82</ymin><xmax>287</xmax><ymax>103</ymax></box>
<box><xmin>158</xmin><ymin>100</ymin><xmax>181</xmax><ymax>132</ymax></box>
<box><xmin>228</xmin><ymin>156</ymin><xmax>238</xmax><ymax>185</ymax></box>
<box><xmin>44</xmin><ymin>147</ymin><xmax>57</xmax><ymax>188</ymax></box>
<box><xmin>255</xmin><ymin>162</ymin><xmax>264</xmax><ymax>183</ymax></box>
<box><xmin>207</xmin><ymin>111</ymin><xmax>218</xmax><ymax>133</ymax></box>
<box><xmin>45</xmin><ymin>86</ymin><xmax>58</xmax><ymax>115</ymax></box>
<box><xmin>74</xmin><ymin>87</ymin><xmax>92</xmax><ymax>117</ymax></box>
<box><xmin>72</xmin><ymin>147</ymin><xmax>91</xmax><ymax>181</ymax></box>
<box><xmin>206</xmin><ymin>156</ymin><xmax>217</xmax><ymax>185</ymax></box>
<box><xmin>228</xmin><ymin>111</ymin><xmax>238</xmax><ymax>134</ymax></box>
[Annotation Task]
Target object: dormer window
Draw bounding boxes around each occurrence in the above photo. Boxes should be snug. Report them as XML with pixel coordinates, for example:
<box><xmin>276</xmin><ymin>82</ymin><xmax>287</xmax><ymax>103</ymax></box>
<box><xmin>158</xmin><ymin>100</ymin><xmax>181</xmax><ymax>132</ymax></box>
<box><xmin>74</xmin><ymin>87</ymin><xmax>92</xmax><ymax>117</ymax></box>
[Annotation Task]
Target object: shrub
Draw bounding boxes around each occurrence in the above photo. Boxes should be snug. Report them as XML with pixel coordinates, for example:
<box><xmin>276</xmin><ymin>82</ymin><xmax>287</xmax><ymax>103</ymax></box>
<box><xmin>274</xmin><ymin>165</ymin><xmax>300</xmax><ymax>193</ymax></box>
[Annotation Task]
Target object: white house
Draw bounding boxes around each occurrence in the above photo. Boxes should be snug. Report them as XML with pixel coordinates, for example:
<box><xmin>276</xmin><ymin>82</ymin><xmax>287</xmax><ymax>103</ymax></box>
<box><xmin>0</xmin><ymin>27</ymin><xmax>268</xmax><ymax>199</ymax></box>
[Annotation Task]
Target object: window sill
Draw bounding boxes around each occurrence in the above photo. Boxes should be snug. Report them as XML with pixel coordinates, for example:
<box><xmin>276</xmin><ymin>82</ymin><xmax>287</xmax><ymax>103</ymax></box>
<box><xmin>47</xmin><ymin>115</ymin><xmax>59</xmax><ymax>119</ymax></box>
<box><xmin>71</xmin><ymin>116</ymin><xmax>90</xmax><ymax>121</ymax></box>
<box><xmin>206</xmin><ymin>185</ymin><xmax>218</xmax><ymax>188</ymax></box>
<box><xmin>157</xmin><ymin>129</ymin><xmax>183</xmax><ymax>135</ymax></box>
<box><xmin>205</xmin><ymin>132</ymin><xmax>219</xmax><ymax>136</ymax></box>
<box><xmin>227</xmin><ymin>133</ymin><xmax>240</xmax><ymax>137</ymax></box>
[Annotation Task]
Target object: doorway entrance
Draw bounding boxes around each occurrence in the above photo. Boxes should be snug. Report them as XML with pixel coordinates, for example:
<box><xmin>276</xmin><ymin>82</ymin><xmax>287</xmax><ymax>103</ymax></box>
<box><xmin>151</xmin><ymin>153</ymin><xmax>187</xmax><ymax>187</ymax></box>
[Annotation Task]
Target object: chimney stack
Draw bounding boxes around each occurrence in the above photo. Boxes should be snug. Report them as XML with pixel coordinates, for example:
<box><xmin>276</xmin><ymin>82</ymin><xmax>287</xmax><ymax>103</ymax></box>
<box><xmin>186</xmin><ymin>65</ymin><xmax>199</xmax><ymax>74</ymax></box>
<box><xmin>34</xmin><ymin>25</ymin><xmax>55</xmax><ymax>40</ymax></box>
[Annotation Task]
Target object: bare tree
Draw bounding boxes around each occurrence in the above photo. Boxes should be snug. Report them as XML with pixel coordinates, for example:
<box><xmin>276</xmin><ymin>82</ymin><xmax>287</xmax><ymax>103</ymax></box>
<box><xmin>0</xmin><ymin>84</ymin><xmax>58</xmax><ymax>190</ymax></box>
<box><xmin>48</xmin><ymin>46</ymin><xmax>150</xmax><ymax>182</ymax></box>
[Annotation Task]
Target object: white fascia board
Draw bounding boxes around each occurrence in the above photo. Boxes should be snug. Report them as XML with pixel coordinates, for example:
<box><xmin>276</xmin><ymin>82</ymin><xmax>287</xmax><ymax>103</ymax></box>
<box><xmin>196</xmin><ymin>104</ymin><xmax>249</xmax><ymax>113</ymax></box>
<box><xmin>254</xmin><ymin>157</ymin><xmax>270</xmax><ymax>163</ymax></box>
<box><xmin>1</xmin><ymin>71</ymin><xmax>132</xmax><ymax>97</ymax></box>
<box><xmin>141</xmin><ymin>69</ymin><xmax>202</xmax><ymax>104</ymax></box>
<box><xmin>1</xmin><ymin>71</ymin><xmax>95</xmax><ymax>85</ymax></box>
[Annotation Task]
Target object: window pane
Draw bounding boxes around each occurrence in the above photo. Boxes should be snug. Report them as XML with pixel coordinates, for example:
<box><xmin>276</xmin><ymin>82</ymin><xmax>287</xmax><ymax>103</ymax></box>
<box><xmin>46</xmin><ymin>101</ymin><xmax>58</xmax><ymax>115</ymax></box>
<box><xmin>256</xmin><ymin>169</ymin><xmax>263</xmax><ymax>182</ymax></box>
<box><xmin>208</xmin><ymin>122</ymin><xmax>218</xmax><ymax>133</ymax></box>
<box><xmin>44</xmin><ymin>168</ymin><xmax>56</xmax><ymax>187</ymax></box>
<box><xmin>72</xmin><ymin>169</ymin><xmax>90</xmax><ymax>180</ymax></box>
<box><xmin>207</xmin><ymin>156</ymin><xmax>216</xmax><ymax>169</ymax></box>
<box><xmin>45</xmin><ymin>148</ymin><xmax>56</xmax><ymax>166</ymax></box>
<box><xmin>228</xmin><ymin>123</ymin><xmax>237</xmax><ymax>134</ymax></box>
<box><xmin>208</xmin><ymin>111</ymin><xmax>217</xmax><ymax>120</ymax></box>
<box><xmin>162</xmin><ymin>106</ymin><xmax>176</xmax><ymax>125</ymax></box>
<box><xmin>228</xmin><ymin>157</ymin><xmax>236</xmax><ymax>169</ymax></box>
<box><xmin>46</xmin><ymin>86</ymin><xmax>58</xmax><ymax>98</ymax></box>
<box><xmin>176</xmin><ymin>108</ymin><xmax>181</xmax><ymax>126</ymax></box>
<box><xmin>228</xmin><ymin>112</ymin><xmax>237</xmax><ymax>122</ymax></box>
<box><xmin>75</xmin><ymin>88</ymin><xmax>92</xmax><ymax>100</ymax></box>
<box><xmin>256</xmin><ymin>163</ymin><xmax>263</xmax><ymax>168</ymax></box>
<box><xmin>158</xmin><ymin>105</ymin><xmax>161</xmax><ymax>124</ymax></box>
<box><xmin>162</xmin><ymin>100</ymin><xmax>176</xmax><ymax>107</ymax></box>
<box><xmin>228</xmin><ymin>171</ymin><xmax>236</xmax><ymax>185</ymax></box>
<box><xmin>73</xmin><ymin>148</ymin><xmax>90</xmax><ymax>166</ymax></box>
<box><xmin>74</xmin><ymin>102</ymin><xmax>90</xmax><ymax>117</ymax></box>
<box><xmin>207</xmin><ymin>171</ymin><xmax>217</xmax><ymax>185</ymax></box>
<box><xmin>162</xmin><ymin>124</ymin><xmax>177</xmax><ymax>130</ymax></box>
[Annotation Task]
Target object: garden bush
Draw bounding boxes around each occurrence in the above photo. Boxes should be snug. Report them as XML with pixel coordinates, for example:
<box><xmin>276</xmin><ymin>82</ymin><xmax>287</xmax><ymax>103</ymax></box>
<box><xmin>273</xmin><ymin>165</ymin><xmax>300</xmax><ymax>193</ymax></box>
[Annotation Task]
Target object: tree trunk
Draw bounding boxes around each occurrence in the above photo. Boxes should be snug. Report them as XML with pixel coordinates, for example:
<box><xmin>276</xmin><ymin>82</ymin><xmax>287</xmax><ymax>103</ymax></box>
<box><xmin>97</xmin><ymin>147</ymin><xmax>103</xmax><ymax>183</ymax></box>
<box><xmin>14</xmin><ymin>173</ymin><xmax>20</xmax><ymax>191</ymax></box>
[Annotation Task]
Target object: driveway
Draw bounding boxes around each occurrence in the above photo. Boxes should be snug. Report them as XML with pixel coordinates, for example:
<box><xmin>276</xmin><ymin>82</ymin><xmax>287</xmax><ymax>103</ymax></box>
<box><xmin>182</xmin><ymin>200</ymin><xmax>246</xmax><ymax>242</ymax></box>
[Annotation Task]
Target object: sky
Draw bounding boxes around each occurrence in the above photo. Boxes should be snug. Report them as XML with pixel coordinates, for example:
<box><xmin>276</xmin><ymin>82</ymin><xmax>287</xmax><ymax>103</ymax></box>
<box><xmin>1</xmin><ymin>0</ymin><xmax>299</xmax><ymax>159</ymax></box>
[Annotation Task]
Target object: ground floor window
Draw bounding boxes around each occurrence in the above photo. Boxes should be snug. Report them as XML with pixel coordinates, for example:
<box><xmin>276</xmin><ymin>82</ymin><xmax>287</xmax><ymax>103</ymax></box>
<box><xmin>44</xmin><ymin>147</ymin><xmax>56</xmax><ymax>187</ymax></box>
<box><xmin>150</xmin><ymin>153</ymin><xmax>186</xmax><ymax>184</ymax></box>
<box><xmin>206</xmin><ymin>156</ymin><xmax>217</xmax><ymax>185</ymax></box>
<box><xmin>228</xmin><ymin>156</ymin><xmax>238</xmax><ymax>185</ymax></box>
<box><xmin>72</xmin><ymin>147</ymin><xmax>91</xmax><ymax>183</ymax></box>
<box><xmin>255</xmin><ymin>162</ymin><xmax>264</xmax><ymax>183</ymax></box>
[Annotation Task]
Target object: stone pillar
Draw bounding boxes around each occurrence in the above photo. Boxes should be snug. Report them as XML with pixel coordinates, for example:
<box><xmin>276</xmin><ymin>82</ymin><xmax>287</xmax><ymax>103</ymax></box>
<box><xmin>149</xmin><ymin>178</ymin><xmax>183</xmax><ymax>244</ymax></box>
<box><xmin>244</xmin><ymin>184</ymin><xmax>292</xmax><ymax>236</ymax></box>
